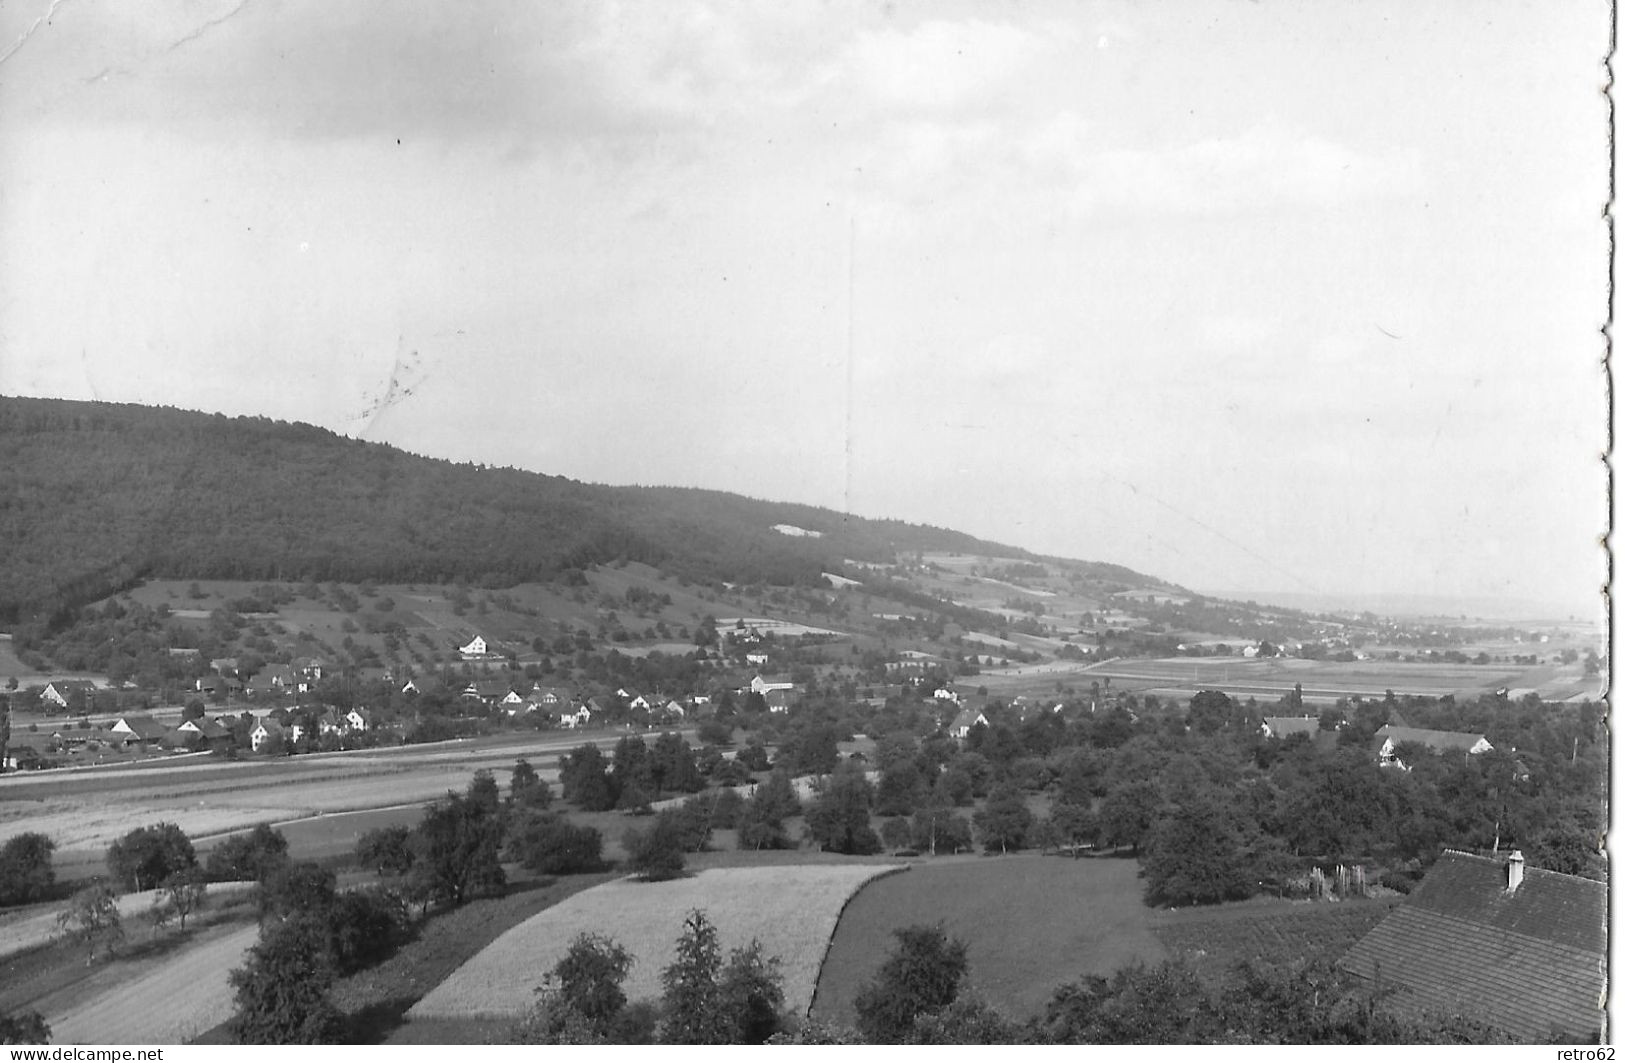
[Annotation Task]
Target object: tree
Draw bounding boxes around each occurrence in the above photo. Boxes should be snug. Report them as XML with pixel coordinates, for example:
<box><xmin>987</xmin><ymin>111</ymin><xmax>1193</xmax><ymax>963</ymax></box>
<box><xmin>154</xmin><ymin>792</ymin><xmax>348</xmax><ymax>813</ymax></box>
<box><xmin>1040</xmin><ymin>959</ymin><xmax>1221</xmax><ymax>1044</ymax></box>
<box><xmin>719</xmin><ymin>940</ymin><xmax>787</xmax><ymax>1044</ymax></box>
<box><xmin>875</xmin><ymin>757</ymin><xmax>924</xmax><ymax>817</ymax></box>
<box><xmin>152</xmin><ymin>867</ymin><xmax>208</xmax><ymax>932</ymax></box>
<box><xmin>910</xmin><ymin>805</ymin><xmax>972</xmax><ymax>855</ymax></box>
<box><xmin>611</xmin><ymin>735</ymin><xmax>654</xmax><ymax>809</ymax></box>
<box><xmin>258</xmin><ymin>861</ymin><xmax>336</xmax><ymax>923</ymax></box>
<box><xmin>507</xmin><ymin>810</ymin><xmax>604</xmax><ymax>874</ymax></box>
<box><xmin>804</xmin><ymin>762</ymin><xmax>881</xmax><ymax>855</ymax></box>
<box><xmin>658</xmin><ymin>910</ymin><xmax>788</xmax><ymax>1044</ymax></box>
<box><xmin>623</xmin><ymin>817</ymin><xmax>686</xmax><ymax>881</ymax></box>
<box><xmin>410</xmin><ymin>783</ymin><xmax>506</xmax><ymax>908</ymax></box>
<box><xmin>510</xmin><ymin>758</ymin><xmax>553</xmax><ymax>808</ymax></box>
<box><xmin>355</xmin><ymin>824</ymin><xmax>416</xmax><ymax>878</ymax></box>
<box><xmin>56</xmin><ymin>883</ymin><xmax>124</xmax><ymax>965</ymax></box>
<box><xmin>0</xmin><ymin>832</ymin><xmax>55</xmax><ymax>906</ymax></box>
<box><xmin>227</xmin><ymin>915</ymin><xmax>343</xmax><ymax>1044</ymax></box>
<box><xmin>1187</xmin><ymin>689</ymin><xmax>1236</xmax><ymax>734</ymax></box>
<box><xmin>560</xmin><ymin>743</ymin><xmax>616</xmax><ymax>811</ymax></box>
<box><xmin>205</xmin><ymin>824</ymin><xmax>289</xmax><ymax>883</ymax></box>
<box><xmin>853</xmin><ymin>924</ymin><xmax>970</xmax><ymax>1044</ymax></box>
<box><xmin>0</xmin><ymin>1009</ymin><xmax>51</xmax><ymax>1045</ymax></box>
<box><xmin>880</xmin><ymin>816</ymin><xmax>913</xmax><ymax>851</ymax></box>
<box><xmin>659</xmin><ymin>910</ymin><xmax>731</xmax><ymax>1043</ymax></box>
<box><xmin>325</xmin><ymin>888</ymin><xmax>411</xmax><ymax>975</ymax></box>
<box><xmin>107</xmin><ymin>822</ymin><xmax>197</xmax><ymax>892</ymax></box>
<box><xmin>973</xmin><ymin>784</ymin><xmax>1033</xmax><ymax>854</ymax></box>
<box><xmin>908</xmin><ymin>993</ymin><xmax>1024</xmax><ymax>1044</ymax></box>
<box><xmin>1141</xmin><ymin>802</ymin><xmax>1258</xmax><ymax>907</ymax></box>
<box><xmin>1048</xmin><ymin>800</ymin><xmax>1097</xmax><ymax>856</ymax></box>
<box><xmin>1098</xmin><ymin>779</ymin><xmax>1161</xmax><ymax>854</ymax></box>
<box><xmin>553</xmin><ymin>932</ymin><xmax>633</xmax><ymax>1033</ymax></box>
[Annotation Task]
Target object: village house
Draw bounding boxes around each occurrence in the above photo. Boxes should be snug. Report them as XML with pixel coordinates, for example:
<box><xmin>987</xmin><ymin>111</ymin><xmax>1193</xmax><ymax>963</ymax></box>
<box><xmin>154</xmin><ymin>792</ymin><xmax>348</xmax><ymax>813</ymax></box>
<box><xmin>249</xmin><ymin>717</ymin><xmax>285</xmax><ymax>752</ymax></box>
<box><xmin>458</xmin><ymin>635</ymin><xmax>490</xmax><ymax>659</ymax></box>
<box><xmin>196</xmin><ymin>675</ymin><xmax>243</xmax><ymax>698</ymax></box>
<box><xmin>462</xmin><ymin>678</ymin><xmax>515</xmax><ymax>705</ymax></box>
<box><xmin>346</xmin><ymin>707</ymin><xmax>374</xmax><ymax>732</ymax></box>
<box><xmin>107</xmin><ymin>714</ymin><xmax>169</xmax><ymax>748</ymax></box>
<box><xmin>1374</xmin><ymin>724</ymin><xmax>1493</xmax><ymax>769</ymax></box>
<box><xmin>247</xmin><ymin>664</ymin><xmax>295</xmax><ymax>696</ymax></box>
<box><xmin>749</xmin><ymin>674</ymin><xmax>796</xmax><ymax>695</ymax></box>
<box><xmin>949</xmin><ymin>705</ymin><xmax>990</xmax><ymax>739</ymax></box>
<box><xmin>176</xmin><ymin>715</ymin><xmax>230</xmax><ymax>744</ymax></box>
<box><xmin>41</xmin><ymin>680</ymin><xmax>97</xmax><ymax>711</ymax></box>
<box><xmin>1339</xmin><ymin>850</ymin><xmax>1605</xmax><ymax>1042</ymax></box>
<box><xmin>764</xmin><ymin>688</ymin><xmax>797</xmax><ymax>714</ymax></box>
<box><xmin>529</xmin><ymin>685</ymin><xmax>573</xmax><ymax>710</ymax></box>
<box><xmin>1260</xmin><ymin>716</ymin><xmax>1321</xmax><ymax>740</ymax></box>
<box><xmin>884</xmin><ymin>650</ymin><xmax>941</xmax><ymax>675</ymax></box>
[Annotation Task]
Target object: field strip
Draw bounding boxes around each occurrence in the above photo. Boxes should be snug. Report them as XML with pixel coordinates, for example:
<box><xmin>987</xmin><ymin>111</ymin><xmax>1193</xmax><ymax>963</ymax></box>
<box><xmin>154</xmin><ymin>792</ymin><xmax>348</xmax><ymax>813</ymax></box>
<box><xmin>406</xmin><ymin>864</ymin><xmax>906</xmax><ymax>1022</ymax></box>
<box><xmin>45</xmin><ymin>922</ymin><xmax>260</xmax><ymax>1045</ymax></box>
<box><xmin>0</xmin><ymin>882</ymin><xmax>255</xmax><ymax>962</ymax></box>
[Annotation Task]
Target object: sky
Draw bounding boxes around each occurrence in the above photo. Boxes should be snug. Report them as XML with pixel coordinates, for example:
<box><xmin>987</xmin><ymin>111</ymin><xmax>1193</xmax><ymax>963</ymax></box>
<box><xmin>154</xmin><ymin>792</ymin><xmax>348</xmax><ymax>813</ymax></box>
<box><xmin>0</xmin><ymin>0</ymin><xmax>1609</xmax><ymax>620</ymax></box>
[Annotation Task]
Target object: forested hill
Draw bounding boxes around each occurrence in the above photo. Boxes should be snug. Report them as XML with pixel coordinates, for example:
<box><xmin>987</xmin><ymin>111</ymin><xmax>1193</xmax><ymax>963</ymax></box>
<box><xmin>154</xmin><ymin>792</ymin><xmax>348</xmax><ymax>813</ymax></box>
<box><xmin>0</xmin><ymin>397</ymin><xmax>1157</xmax><ymax>623</ymax></box>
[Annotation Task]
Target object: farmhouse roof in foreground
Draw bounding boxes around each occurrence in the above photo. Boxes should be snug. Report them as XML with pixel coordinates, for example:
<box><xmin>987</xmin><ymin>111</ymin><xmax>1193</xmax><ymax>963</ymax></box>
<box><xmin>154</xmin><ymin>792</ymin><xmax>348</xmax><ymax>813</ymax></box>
<box><xmin>1338</xmin><ymin>849</ymin><xmax>1605</xmax><ymax>1043</ymax></box>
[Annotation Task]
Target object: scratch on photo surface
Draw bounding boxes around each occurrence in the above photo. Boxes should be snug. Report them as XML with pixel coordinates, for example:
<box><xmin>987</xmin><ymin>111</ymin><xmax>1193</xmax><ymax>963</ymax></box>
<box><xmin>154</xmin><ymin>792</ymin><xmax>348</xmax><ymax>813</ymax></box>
<box><xmin>0</xmin><ymin>0</ymin><xmax>73</xmax><ymax>65</ymax></box>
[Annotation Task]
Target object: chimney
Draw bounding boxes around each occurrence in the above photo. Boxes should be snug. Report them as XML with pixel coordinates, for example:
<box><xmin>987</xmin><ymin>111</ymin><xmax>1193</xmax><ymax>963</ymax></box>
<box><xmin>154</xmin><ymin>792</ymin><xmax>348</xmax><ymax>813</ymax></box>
<box><xmin>1506</xmin><ymin>849</ymin><xmax>1525</xmax><ymax>893</ymax></box>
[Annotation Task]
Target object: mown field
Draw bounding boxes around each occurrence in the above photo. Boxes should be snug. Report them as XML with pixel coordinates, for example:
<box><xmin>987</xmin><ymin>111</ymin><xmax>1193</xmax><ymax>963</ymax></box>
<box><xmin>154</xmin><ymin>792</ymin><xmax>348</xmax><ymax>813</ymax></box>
<box><xmin>810</xmin><ymin>854</ymin><xmax>1165</xmax><ymax>1026</ymax></box>
<box><xmin>406</xmin><ymin>863</ymin><xmax>904</xmax><ymax>1026</ymax></box>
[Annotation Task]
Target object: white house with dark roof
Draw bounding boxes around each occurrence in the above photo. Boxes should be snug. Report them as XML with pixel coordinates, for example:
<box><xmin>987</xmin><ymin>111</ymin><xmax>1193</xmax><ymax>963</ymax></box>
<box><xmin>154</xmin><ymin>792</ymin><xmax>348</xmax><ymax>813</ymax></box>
<box><xmin>1260</xmin><ymin>716</ymin><xmax>1321</xmax><ymax>740</ymax></box>
<box><xmin>749</xmin><ymin>675</ymin><xmax>795</xmax><ymax>695</ymax></box>
<box><xmin>41</xmin><ymin>680</ymin><xmax>97</xmax><ymax>711</ymax></box>
<box><xmin>1375</xmin><ymin>725</ymin><xmax>1492</xmax><ymax>769</ymax></box>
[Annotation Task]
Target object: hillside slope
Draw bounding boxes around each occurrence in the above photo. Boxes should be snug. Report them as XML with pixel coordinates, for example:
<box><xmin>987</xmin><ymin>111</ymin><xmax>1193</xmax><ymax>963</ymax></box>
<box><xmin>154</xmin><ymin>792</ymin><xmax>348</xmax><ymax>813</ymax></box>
<box><xmin>0</xmin><ymin>396</ymin><xmax>1161</xmax><ymax>623</ymax></box>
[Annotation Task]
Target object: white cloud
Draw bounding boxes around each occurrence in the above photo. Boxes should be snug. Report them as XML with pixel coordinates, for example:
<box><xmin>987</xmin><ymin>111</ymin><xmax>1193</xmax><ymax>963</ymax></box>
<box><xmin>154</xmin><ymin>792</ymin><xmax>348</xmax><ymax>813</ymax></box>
<box><xmin>830</xmin><ymin>18</ymin><xmax>1043</xmax><ymax>112</ymax></box>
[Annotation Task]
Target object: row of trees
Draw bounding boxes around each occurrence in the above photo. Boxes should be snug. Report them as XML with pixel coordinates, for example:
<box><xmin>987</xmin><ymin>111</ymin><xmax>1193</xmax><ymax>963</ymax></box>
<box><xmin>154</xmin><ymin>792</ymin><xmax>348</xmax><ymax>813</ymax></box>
<box><xmin>514</xmin><ymin>912</ymin><xmax>787</xmax><ymax>1044</ymax></box>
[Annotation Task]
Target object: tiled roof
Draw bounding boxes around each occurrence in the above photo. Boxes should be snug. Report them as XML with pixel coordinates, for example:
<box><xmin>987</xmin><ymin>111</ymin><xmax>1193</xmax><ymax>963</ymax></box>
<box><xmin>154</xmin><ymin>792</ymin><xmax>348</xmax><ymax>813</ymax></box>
<box><xmin>1263</xmin><ymin>716</ymin><xmax>1320</xmax><ymax>737</ymax></box>
<box><xmin>1339</xmin><ymin>850</ymin><xmax>1605</xmax><ymax>1042</ymax></box>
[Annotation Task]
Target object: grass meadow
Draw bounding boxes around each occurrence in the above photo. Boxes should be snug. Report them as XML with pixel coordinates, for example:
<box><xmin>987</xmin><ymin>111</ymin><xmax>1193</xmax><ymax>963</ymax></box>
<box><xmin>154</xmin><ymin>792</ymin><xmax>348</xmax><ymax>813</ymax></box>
<box><xmin>810</xmin><ymin>854</ymin><xmax>1165</xmax><ymax>1026</ymax></box>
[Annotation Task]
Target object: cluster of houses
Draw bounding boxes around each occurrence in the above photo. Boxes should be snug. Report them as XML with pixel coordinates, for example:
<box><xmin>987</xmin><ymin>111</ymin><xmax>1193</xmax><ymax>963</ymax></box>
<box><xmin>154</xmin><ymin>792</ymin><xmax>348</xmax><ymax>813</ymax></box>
<box><xmin>1260</xmin><ymin>714</ymin><xmax>1500</xmax><ymax>771</ymax></box>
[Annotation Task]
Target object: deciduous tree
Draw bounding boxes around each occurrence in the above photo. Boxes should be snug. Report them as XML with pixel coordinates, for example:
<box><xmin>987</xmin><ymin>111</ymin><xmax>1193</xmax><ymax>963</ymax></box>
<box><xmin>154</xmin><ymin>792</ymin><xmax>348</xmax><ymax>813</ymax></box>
<box><xmin>152</xmin><ymin>867</ymin><xmax>208</xmax><ymax>932</ymax></box>
<box><xmin>355</xmin><ymin>824</ymin><xmax>415</xmax><ymax>878</ymax></box>
<box><xmin>205</xmin><ymin>824</ymin><xmax>289</xmax><ymax>883</ymax></box>
<box><xmin>853</xmin><ymin>924</ymin><xmax>969</xmax><ymax>1044</ymax></box>
<box><xmin>107</xmin><ymin>822</ymin><xmax>196</xmax><ymax>892</ymax></box>
<box><xmin>57</xmin><ymin>883</ymin><xmax>124</xmax><ymax>965</ymax></box>
<box><xmin>227</xmin><ymin>915</ymin><xmax>343</xmax><ymax>1044</ymax></box>
<box><xmin>0</xmin><ymin>832</ymin><xmax>55</xmax><ymax>905</ymax></box>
